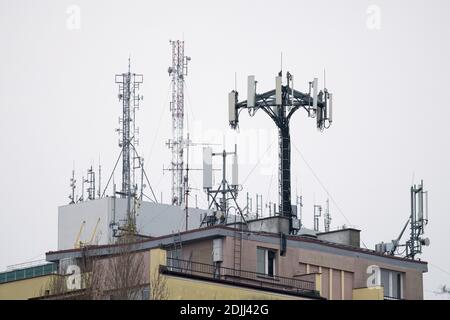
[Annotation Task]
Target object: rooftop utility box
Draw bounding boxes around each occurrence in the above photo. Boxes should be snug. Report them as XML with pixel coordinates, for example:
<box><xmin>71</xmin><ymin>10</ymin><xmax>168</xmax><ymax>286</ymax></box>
<box><xmin>246</xmin><ymin>216</ymin><xmax>291</xmax><ymax>235</ymax></box>
<box><xmin>316</xmin><ymin>228</ymin><xmax>361</xmax><ymax>248</ymax></box>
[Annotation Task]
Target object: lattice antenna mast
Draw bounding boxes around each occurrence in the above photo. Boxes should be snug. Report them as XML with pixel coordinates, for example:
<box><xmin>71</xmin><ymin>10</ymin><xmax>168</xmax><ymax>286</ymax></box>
<box><xmin>86</xmin><ymin>166</ymin><xmax>96</xmax><ymax>200</ymax></box>
<box><xmin>229</xmin><ymin>71</ymin><xmax>333</xmax><ymax>234</ymax></box>
<box><xmin>167</xmin><ymin>40</ymin><xmax>191</xmax><ymax>206</ymax></box>
<box><xmin>115</xmin><ymin>58</ymin><xmax>143</xmax><ymax>234</ymax></box>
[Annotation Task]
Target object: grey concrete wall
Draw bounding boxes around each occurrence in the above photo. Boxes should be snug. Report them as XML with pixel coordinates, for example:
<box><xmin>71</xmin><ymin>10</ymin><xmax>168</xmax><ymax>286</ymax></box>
<box><xmin>58</xmin><ymin>198</ymin><xmax>211</xmax><ymax>250</ymax></box>
<box><xmin>246</xmin><ymin>216</ymin><xmax>290</xmax><ymax>234</ymax></box>
<box><xmin>317</xmin><ymin>229</ymin><xmax>360</xmax><ymax>247</ymax></box>
<box><xmin>58</xmin><ymin>198</ymin><xmax>111</xmax><ymax>250</ymax></box>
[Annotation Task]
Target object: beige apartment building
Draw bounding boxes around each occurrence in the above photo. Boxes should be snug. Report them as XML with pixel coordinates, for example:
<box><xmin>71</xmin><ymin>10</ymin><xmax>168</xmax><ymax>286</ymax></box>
<box><xmin>0</xmin><ymin>216</ymin><xmax>427</xmax><ymax>300</ymax></box>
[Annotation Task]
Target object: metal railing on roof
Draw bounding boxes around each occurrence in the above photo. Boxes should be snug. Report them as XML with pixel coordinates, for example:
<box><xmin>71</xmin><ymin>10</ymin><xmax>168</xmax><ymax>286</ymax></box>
<box><xmin>162</xmin><ymin>257</ymin><xmax>318</xmax><ymax>296</ymax></box>
<box><xmin>0</xmin><ymin>262</ymin><xmax>57</xmax><ymax>284</ymax></box>
<box><xmin>6</xmin><ymin>259</ymin><xmax>48</xmax><ymax>271</ymax></box>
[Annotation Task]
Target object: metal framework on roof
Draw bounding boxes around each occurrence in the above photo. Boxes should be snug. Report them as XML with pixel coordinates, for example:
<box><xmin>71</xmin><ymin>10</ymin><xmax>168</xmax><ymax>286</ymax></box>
<box><xmin>229</xmin><ymin>71</ymin><xmax>332</xmax><ymax>234</ymax></box>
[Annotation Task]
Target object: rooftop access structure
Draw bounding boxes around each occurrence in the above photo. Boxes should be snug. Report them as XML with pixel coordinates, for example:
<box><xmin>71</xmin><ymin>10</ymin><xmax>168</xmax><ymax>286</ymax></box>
<box><xmin>228</xmin><ymin>71</ymin><xmax>333</xmax><ymax>234</ymax></box>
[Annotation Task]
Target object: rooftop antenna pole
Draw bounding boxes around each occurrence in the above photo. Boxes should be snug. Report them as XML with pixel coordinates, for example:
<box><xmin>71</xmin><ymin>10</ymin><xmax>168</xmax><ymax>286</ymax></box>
<box><xmin>167</xmin><ymin>40</ymin><xmax>190</xmax><ymax>206</ymax></box>
<box><xmin>376</xmin><ymin>180</ymin><xmax>430</xmax><ymax>259</ymax></box>
<box><xmin>202</xmin><ymin>145</ymin><xmax>244</xmax><ymax>225</ymax></box>
<box><xmin>228</xmin><ymin>69</ymin><xmax>333</xmax><ymax>234</ymax></box>
<box><xmin>184</xmin><ymin>133</ymin><xmax>191</xmax><ymax>231</ymax></box>
<box><xmin>86</xmin><ymin>166</ymin><xmax>95</xmax><ymax>200</ymax></box>
<box><xmin>314</xmin><ymin>203</ymin><xmax>322</xmax><ymax>232</ymax></box>
<box><xmin>280</xmin><ymin>52</ymin><xmax>283</xmax><ymax>74</ymax></box>
<box><xmin>324</xmin><ymin>198</ymin><xmax>331</xmax><ymax>232</ymax></box>
<box><xmin>140</xmin><ymin>157</ymin><xmax>144</xmax><ymax>201</ymax></box>
<box><xmin>69</xmin><ymin>168</ymin><xmax>76</xmax><ymax>204</ymax></box>
<box><xmin>98</xmin><ymin>162</ymin><xmax>102</xmax><ymax>199</ymax></box>
<box><xmin>80</xmin><ymin>175</ymin><xmax>85</xmax><ymax>202</ymax></box>
<box><xmin>407</xmin><ymin>180</ymin><xmax>429</xmax><ymax>259</ymax></box>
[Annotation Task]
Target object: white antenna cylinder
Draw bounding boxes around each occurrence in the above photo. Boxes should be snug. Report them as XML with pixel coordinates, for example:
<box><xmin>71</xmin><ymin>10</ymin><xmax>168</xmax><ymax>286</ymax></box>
<box><xmin>328</xmin><ymin>93</ymin><xmax>333</xmax><ymax>122</ymax></box>
<box><xmin>202</xmin><ymin>147</ymin><xmax>213</xmax><ymax>189</ymax></box>
<box><xmin>247</xmin><ymin>75</ymin><xmax>255</xmax><ymax>108</ymax></box>
<box><xmin>418</xmin><ymin>188</ymin><xmax>424</xmax><ymax>222</ymax></box>
<box><xmin>290</xmin><ymin>75</ymin><xmax>294</xmax><ymax>111</ymax></box>
<box><xmin>228</xmin><ymin>91</ymin><xmax>237</xmax><ymax>124</ymax></box>
<box><xmin>232</xmin><ymin>153</ymin><xmax>238</xmax><ymax>186</ymax></box>
<box><xmin>312</xmin><ymin>78</ymin><xmax>318</xmax><ymax>110</ymax></box>
<box><xmin>275</xmin><ymin>76</ymin><xmax>282</xmax><ymax>105</ymax></box>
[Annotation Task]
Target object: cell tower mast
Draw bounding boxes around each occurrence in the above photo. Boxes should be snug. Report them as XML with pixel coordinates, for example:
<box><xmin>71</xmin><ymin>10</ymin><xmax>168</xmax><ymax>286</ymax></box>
<box><xmin>167</xmin><ymin>40</ymin><xmax>190</xmax><ymax>206</ymax></box>
<box><xmin>229</xmin><ymin>71</ymin><xmax>333</xmax><ymax>234</ymax></box>
<box><xmin>115</xmin><ymin>59</ymin><xmax>143</xmax><ymax>234</ymax></box>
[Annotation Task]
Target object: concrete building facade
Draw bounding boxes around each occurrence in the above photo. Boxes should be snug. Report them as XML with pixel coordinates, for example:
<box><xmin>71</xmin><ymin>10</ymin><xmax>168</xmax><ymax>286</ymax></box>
<box><xmin>3</xmin><ymin>224</ymin><xmax>421</xmax><ymax>300</ymax></box>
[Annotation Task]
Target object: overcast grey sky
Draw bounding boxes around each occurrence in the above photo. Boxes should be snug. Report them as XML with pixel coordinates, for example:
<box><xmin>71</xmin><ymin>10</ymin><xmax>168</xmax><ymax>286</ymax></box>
<box><xmin>1</xmin><ymin>0</ymin><xmax>449</xmax><ymax>299</ymax></box>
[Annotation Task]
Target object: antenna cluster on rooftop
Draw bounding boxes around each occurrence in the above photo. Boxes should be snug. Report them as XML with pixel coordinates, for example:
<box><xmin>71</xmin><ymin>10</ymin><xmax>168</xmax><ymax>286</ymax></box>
<box><xmin>201</xmin><ymin>144</ymin><xmax>246</xmax><ymax>226</ymax></box>
<box><xmin>376</xmin><ymin>180</ymin><xmax>430</xmax><ymax>260</ymax></box>
<box><xmin>62</xmin><ymin>42</ymin><xmax>429</xmax><ymax>262</ymax></box>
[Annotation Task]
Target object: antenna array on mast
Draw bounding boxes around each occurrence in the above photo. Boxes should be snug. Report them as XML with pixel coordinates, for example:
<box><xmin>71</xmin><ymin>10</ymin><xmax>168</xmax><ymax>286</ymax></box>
<box><xmin>229</xmin><ymin>70</ymin><xmax>333</xmax><ymax>234</ymax></box>
<box><xmin>201</xmin><ymin>145</ymin><xmax>245</xmax><ymax>226</ymax></box>
<box><xmin>115</xmin><ymin>59</ymin><xmax>143</xmax><ymax>235</ymax></box>
<box><xmin>375</xmin><ymin>180</ymin><xmax>430</xmax><ymax>260</ymax></box>
<box><xmin>167</xmin><ymin>40</ymin><xmax>191</xmax><ymax>206</ymax></box>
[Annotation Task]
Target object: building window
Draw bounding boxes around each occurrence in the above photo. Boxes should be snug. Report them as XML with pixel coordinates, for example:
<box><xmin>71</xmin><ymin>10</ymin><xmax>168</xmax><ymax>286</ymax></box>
<box><xmin>257</xmin><ymin>247</ymin><xmax>277</xmax><ymax>277</ymax></box>
<box><xmin>142</xmin><ymin>287</ymin><xmax>150</xmax><ymax>300</ymax></box>
<box><xmin>380</xmin><ymin>268</ymin><xmax>403</xmax><ymax>299</ymax></box>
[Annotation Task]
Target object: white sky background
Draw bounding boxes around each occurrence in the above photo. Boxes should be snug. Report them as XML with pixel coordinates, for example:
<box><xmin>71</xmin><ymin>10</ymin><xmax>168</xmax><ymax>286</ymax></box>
<box><xmin>0</xmin><ymin>0</ymin><xmax>449</xmax><ymax>299</ymax></box>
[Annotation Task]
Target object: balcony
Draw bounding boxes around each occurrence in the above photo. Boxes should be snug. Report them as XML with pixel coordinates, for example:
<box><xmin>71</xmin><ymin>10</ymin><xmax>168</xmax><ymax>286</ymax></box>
<box><xmin>161</xmin><ymin>257</ymin><xmax>320</xmax><ymax>298</ymax></box>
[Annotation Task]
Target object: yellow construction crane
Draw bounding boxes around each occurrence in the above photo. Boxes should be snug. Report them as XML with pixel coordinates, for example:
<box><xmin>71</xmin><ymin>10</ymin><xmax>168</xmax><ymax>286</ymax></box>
<box><xmin>79</xmin><ymin>218</ymin><xmax>101</xmax><ymax>247</ymax></box>
<box><xmin>74</xmin><ymin>221</ymin><xmax>86</xmax><ymax>249</ymax></box>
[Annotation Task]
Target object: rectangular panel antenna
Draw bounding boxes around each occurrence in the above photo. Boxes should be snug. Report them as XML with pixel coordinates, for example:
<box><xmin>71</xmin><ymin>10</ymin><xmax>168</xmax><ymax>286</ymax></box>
<box><xmin>312</xmin><ymin>78</ymin><xmax>318</xmax><ymax>110</ymax></box>
<box><xmin>213</xmin><ymin>238</ymin><xmax>223</xmax><ymax>262</ymax></box>
<box><xmin>275</xmin><ymin>76</ymin><xmax>282</xmax><ymax>105</ymax></box>
<box><xmin>228</xmin><ymin>91</ymin><xmax>237</xmax><ymax>124</ymax></box>
<box><xmin>289</xmin><ymin>75</ymin><xmax>294</xmax><ymax>112</ymax></box>
<box><xmin>247</xmin><ymin>75</ymin><xmax>256</xmax><ymax>108</ymax></box>
<box><xmin>232</xmin><ymin>153</ymin><xmax>238</xmax><ymax>186</ymax></box>
<box><xmin>202</xmin><ymin>147</ymin><xmax>213</xmax><ymax>189</ymax></box>
<box><xmin>418</xmin><ymin>188</ymin><xmax>424</xmax><ymax>222</ymax></box>
<box><xmin>328</xmin><ymin>93</ymin><xmax>333</xmax><ymax>122</ymax></box>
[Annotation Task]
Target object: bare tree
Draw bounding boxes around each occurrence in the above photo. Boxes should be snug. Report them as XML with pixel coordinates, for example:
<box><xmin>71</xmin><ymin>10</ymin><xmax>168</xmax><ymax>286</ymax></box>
<box><xmin>39</xmin><ymin>274</ymin><xmax>68</xmax><ymax>298</ymax></box>
<box><xmin>150</xmin><ymin>267</ymin><xmax>169</xmax><ymax>300</ymax></box>
<box><xmin>40</xmin><ymin>236</ymin><xmax>169</xmax><ymax>300</ymax></box>
<box><xmin>102</xmin><ymin>236</ymin><xmax>146</xmax><ymax>299</ymax></box>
